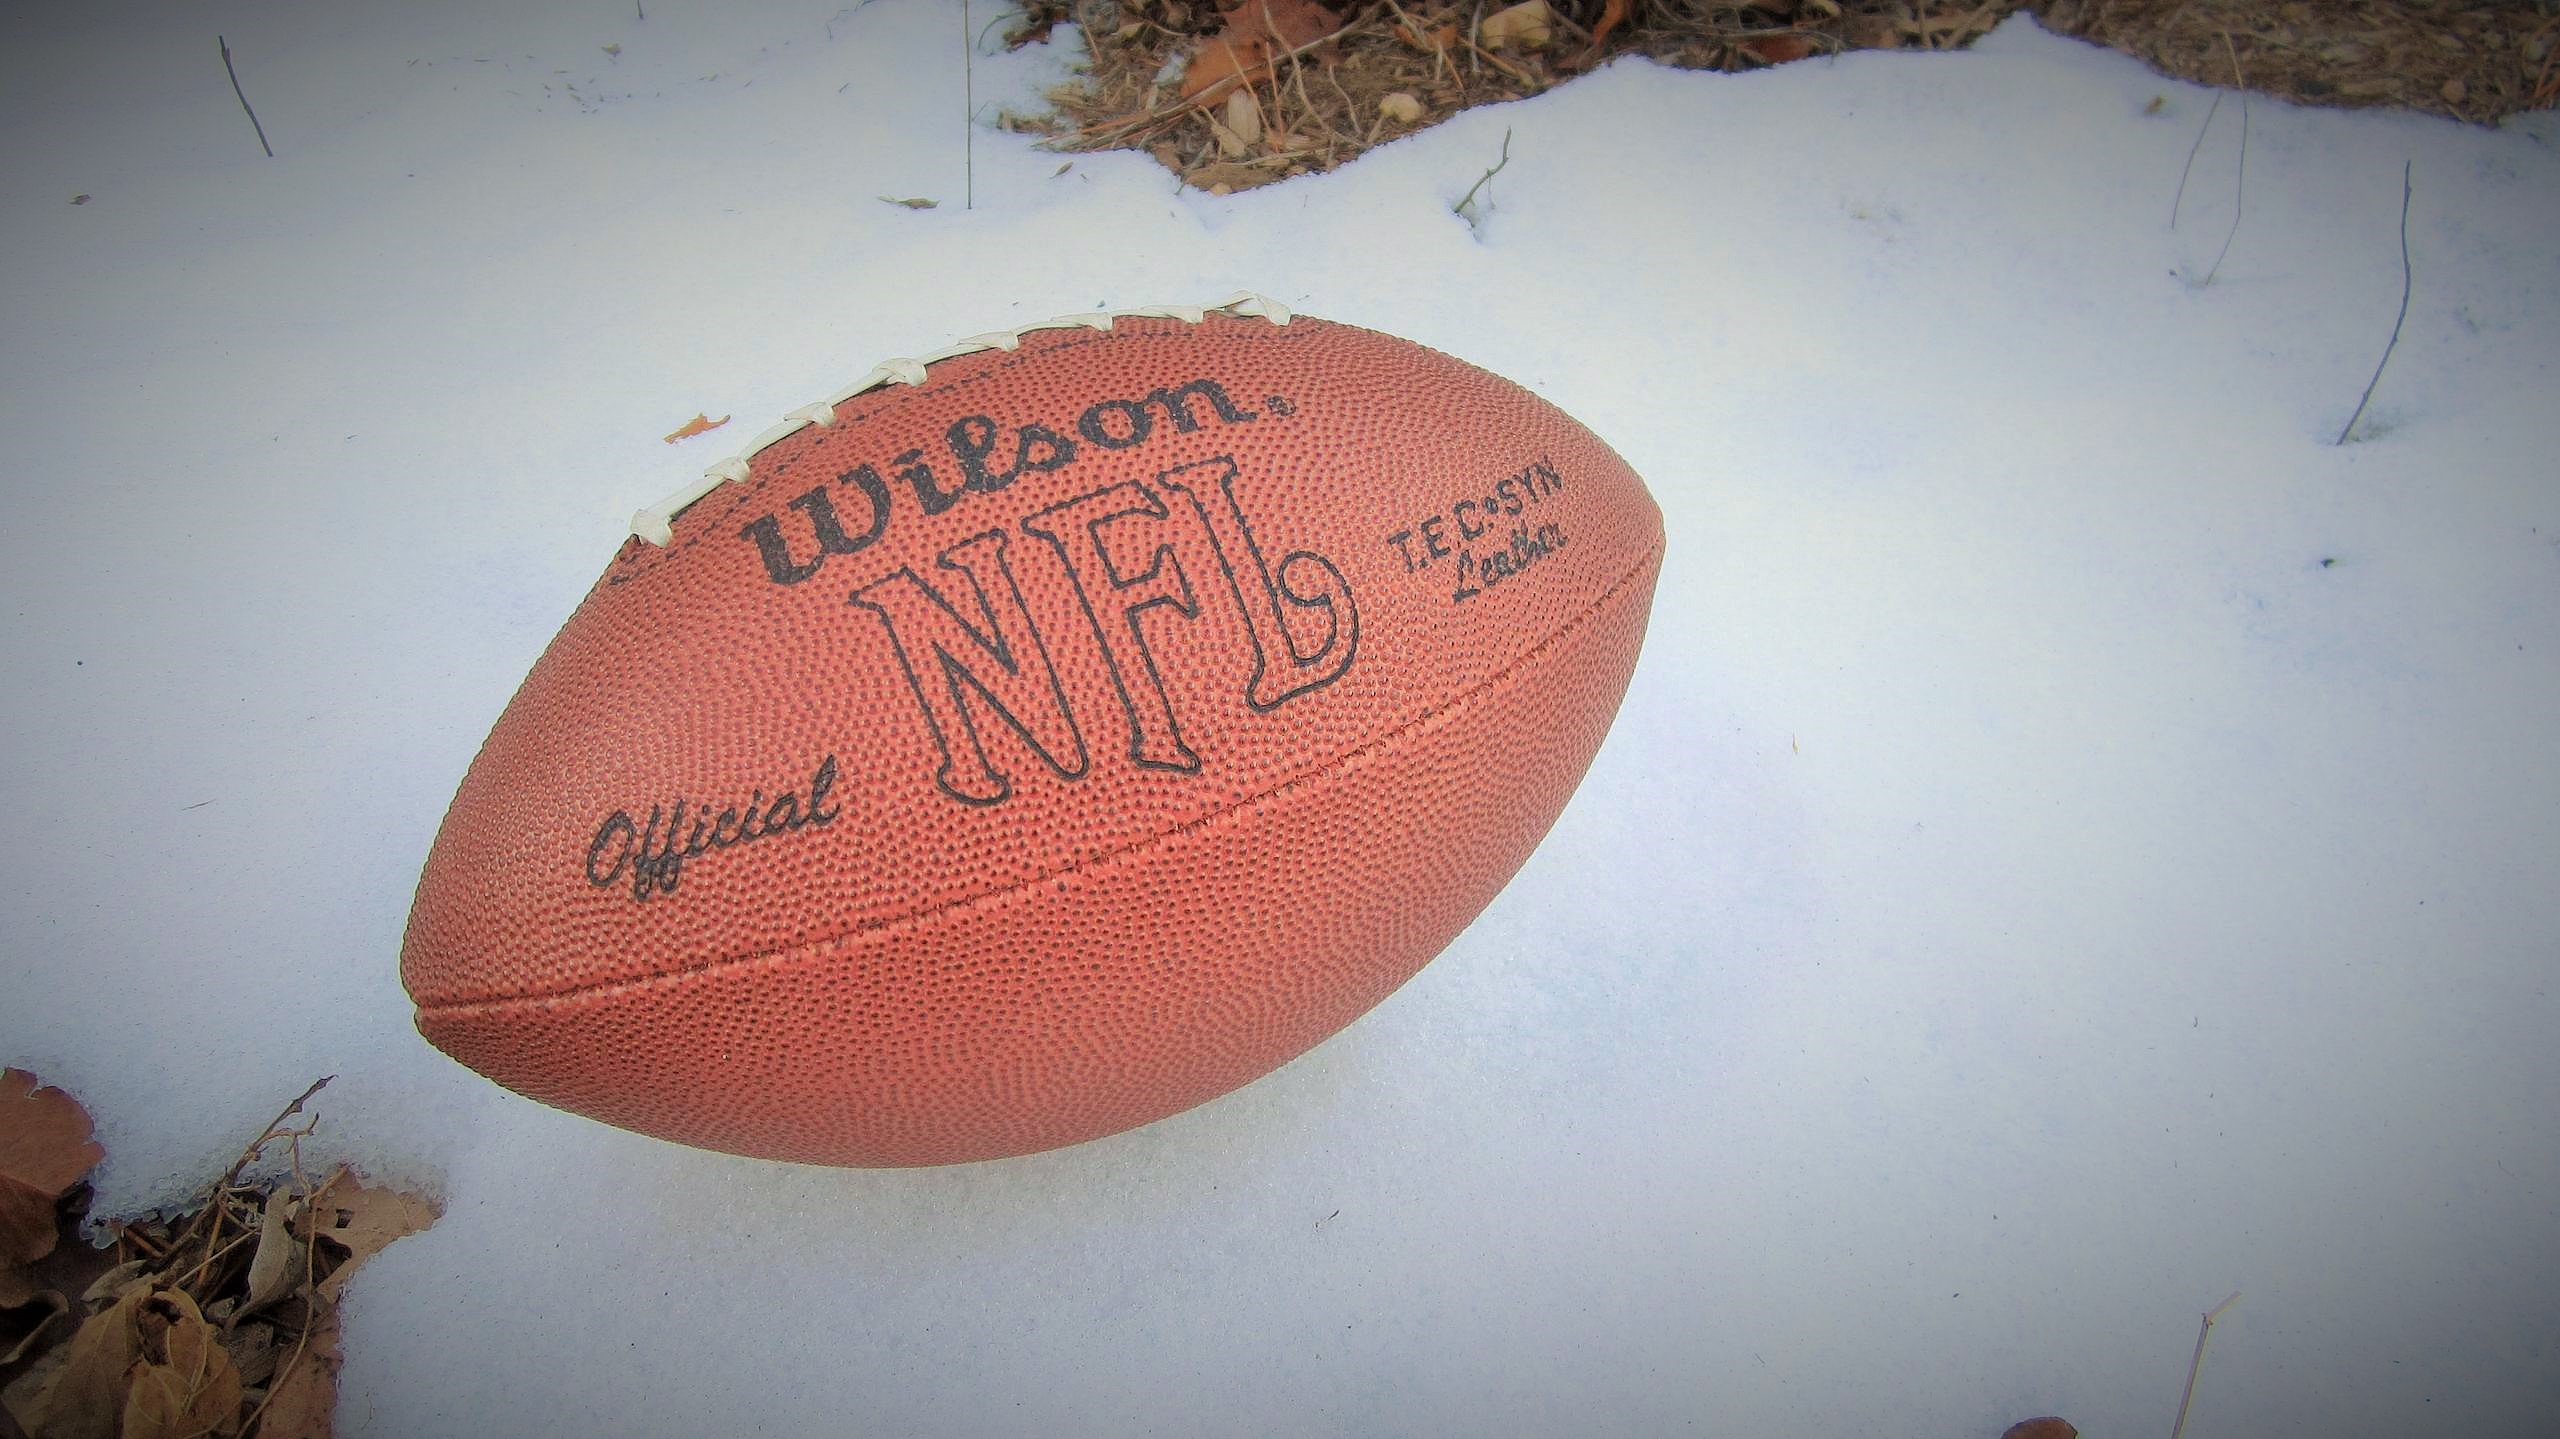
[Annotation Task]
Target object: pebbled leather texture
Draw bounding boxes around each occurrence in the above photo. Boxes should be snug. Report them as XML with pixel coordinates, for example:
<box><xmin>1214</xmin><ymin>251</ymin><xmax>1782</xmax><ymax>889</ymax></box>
<box><xmin>403</xmin><ymin>310</ymin><xmax>1664</xmax><ymax>1166</ymax></box>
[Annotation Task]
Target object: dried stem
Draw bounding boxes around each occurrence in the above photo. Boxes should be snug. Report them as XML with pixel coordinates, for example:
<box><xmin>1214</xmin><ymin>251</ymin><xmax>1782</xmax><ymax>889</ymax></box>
<box><xmin>170</xmin><ymin>1076</ymin><xmax>333</xmax><ymax>1292</ymax></box>
<box><xmin>2336</xmin><ymin>160</ymin><xmax>2415</xmax><ymax>445</ymax></box>
<box><xmin>2198</xmin><ymin>33</ymin><xmax>2249</xmax><ymax>283</ymax></box>
<box><xmin>2170</xmin><ymin>1291</ymin><xmax>2242</xmax><ymax>1439</ymax></box>
<box><xmin>1453</xmin><ymin>125</ymin><xmax>1512</xmax><ymax>218</ymax></box>
<box><xmin>219</xmin><ymin>36</ymin><xmax>275</xmax><ymax>158</ymax></box>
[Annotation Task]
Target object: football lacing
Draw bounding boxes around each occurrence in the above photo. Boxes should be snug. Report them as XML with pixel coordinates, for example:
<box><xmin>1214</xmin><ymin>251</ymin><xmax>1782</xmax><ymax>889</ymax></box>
<box><xmin>630</xmin><ymin>292</ymin><xmax>1296</xmax><ymax>547</ymax></box>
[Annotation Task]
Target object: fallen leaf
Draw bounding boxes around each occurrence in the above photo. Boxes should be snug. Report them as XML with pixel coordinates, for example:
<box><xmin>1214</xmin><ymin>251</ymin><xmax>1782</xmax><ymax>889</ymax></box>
<box><xmin>219</xmin><ymin>1320</ymin><xmax>277</xmax><ymax>1390</ymax></box>
<box><xmin>1378</xmin><ymin>91</ymin><xmax>1424</xmax><ymax>123</ymax></box>
<box><xmin>0</xmin><ymin>1255</ymin><xmax>29</xmax><ymax>1311</ymax></box>
<box><xmin>1393</xmin><ymin>20</ymin><xmax>1456</xmax><ymax>51</ymax></box>
<box><xmin>662</xmin><ymin>413</ymin><xmax>730</xmax><ymax>444</ymax></box>
<box><xmin>1845</xmin><ymin>15</ymin><xmax>1901</xmax><ymax>47</ymax></box>
<box><xmin>1185</xmin><ymin>160</ymin><xmax>1284</xmax><ymax>193</ymax></box>
<box><xmin>239</xmin><ymin>1188</ymin><xmax>301</xmax><ymax>1316</ymax></box>
<box><xmin>1223</xmin><ymin>87</ymin><xmax>1262</xmax><ymax>147</ymax></box>
<box><xmin>1583</xmin><ymin>0</ymin><xmax>1630</xmax><ymax>52</ymax></box>
<box><xmin>0</xmin><ymin>1070</ymin><xmax>102</xmax><ymax>1297</ymax></box>
<box><xmin>878</xmin><ymin>195</ymin><xmax>938</xmax><ymax>209</ymax></box>
<box><xmin>302</xmin><ymin>1167</ymin><xmax>438</xmax><ymax>1299</ymax></box>
<box><xmin>218</xmin><ymin>1172</ymin><xmax>438</xmax><ymax>1439</ymax></box>
<box><xmin>120</xmin><ymin>1289</ymin><xmax>242</xmax><ymax>1439</ymax></box>
<box><xmin>70</xmin><ymin>194</ymin><xmax>90</xmax><ymax>205</ymax></box>
<box><xmin>0</xmin><ymin>1072</ymin><xmax>102</xmax><ymax>1213</ymax></box>
<box><xmin>1478</xmin><ymin>0</ymin><xmax>1554</xmax><ymax>50</ymax></box>
<box><xmin>80</xmin><ymin>1259</ymin><xmax>148</xmax><ymax>1309</ymax></box>
<box><xmin>1</xmin><ymin>1287</ymin><xmax>70</xmax><ymax>1365</ymax></box>
<box><xmin>1179</xmin><ymin>0</ymin><xmax>1342</xmax><ymax>101</ymax></box>
<box><xmin>1</xmin><ymin>1178</ymin><xmax>54</xmax><ymax>1290</ymax></box>
<box><xmin>23</xmin><ymin>1285</ymin><xmax>148</xmax><ymax>1439</ymax></box>
<box><xmin>255</xmin><ymin>1333</ymin><xmax>338</xmax><ymax>1439</ymax></box>
<box><xmin>1739</xmin><ymin>32</ymin><xmax>1818</xmax><ymax>64</ymax></box>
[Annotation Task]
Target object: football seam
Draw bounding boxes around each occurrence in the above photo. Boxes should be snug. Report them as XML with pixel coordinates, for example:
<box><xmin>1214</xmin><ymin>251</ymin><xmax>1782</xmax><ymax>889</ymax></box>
<box><xmin>614</xmin><ymin>307</ymin><xmax>1300</xmax><ymax>570</ymax></box>
<box><xmin>414</xmin><ymin>532</ymin><xmax>1665</xmax><ymax>1019</ymax></box>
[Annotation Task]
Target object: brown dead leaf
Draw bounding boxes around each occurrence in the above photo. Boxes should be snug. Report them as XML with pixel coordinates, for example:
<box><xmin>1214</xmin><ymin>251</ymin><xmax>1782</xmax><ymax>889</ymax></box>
<box><xmin>121</xmin><ymin>1290</ymin><xmax>241</xmax><ymax>1439</ymax></box>
<box><xmin>302</xmin><ymin>1168</ymin><xmax>437</xmax><ymax>1300</ymax></box>
<box><xmin>247</xmin><ymin>1169</ymin><xmax>437</xmax><ymax>1439</ymax></box>
<box><xmin>0</xmin><ymin>1248</ymin><xmax>33</xmax><ymax>1311</ymax></box>
<box><xmin>1378</xmin><ymin>91</ymin><xmax>1424</xmax><ymax>123</ymax></box>
<box><xmin>1845</xmin><ymin>15</ymin><xmax>1901</xmax><ymax>49</ymax></box>
<box><xmin>1739</xmin><ymin>32</ymin><xmax>1819</xmax><ymax>64</ymax></box>
<box><xmin>1585</xmin><ymin>0</ymin><xmax>1631</xmax><ymax>51</ymax></box>
<box><xmin>254</xmin><ymin>1332</ymin><xmax>338</xmax><ymax>1439</ymax></box>
<box><xmin>1178</xmin><ymin>0</ymin><xmax>1342</xmax><ymax>102</ymax></box>
<box><xmin>877</xmin><ymin>195</ymin><xmax>938</xmax><ymax>209</ymax></box>
<box><xmin>24</xmin><ymin>1286</ymin><xmax>148</xmax><ymax>1439</ymax></box>
<box><xmin>0</xmin><ymin>1071</ymin><xmax>103</xmax><ymax>1225</ymax></box>
<box><xmin>239</xmin><ymin>1189</ymin><xmax>301</xmax><ymax>1317</ymax></box>
<box><xmin>661</xmin><ymin>413</ymin><xmax>730</xmax><ymax>444</ymax></box>
<box><xmin>1</xmin><ymin>1287</ymin><xmax>70</xmax><ymax>1365</ymax></box>
<box><xmin>80</xmin><ymin>1260</ymin><xmax>148</xmax><ymax>1310</ymax></box>
<box><xmin>1</xmin><ymin>1069</ymin><xmax>102</xmax><ymax>1311</ymax></box>
<box><xmin>1182</xmin><ymin>159</ymin><xmax>1283</xmax><ymax>193</ymax></box>
<box><xmin>1392</xmin><ymin>20</ymin><xmax>1456</xmax><ymax>52</ymax></box>
<box><xmin>1479</xmin><ymin>0</ymin><xmax>1554</xmax><ymax>50</ymax></box>
<box><xmin>0</xmin><ymin>1176</ymin><xmax>53</xmax><ymax>1293</ymax></box>
<box><xmin>217</xmin><ymin>1321</ymin><xmax>276</xmax><ymax>1391</ymax></box>
<box><xmin>1223</xmin><ymin>88</ymin><xmax>1262</xmax><ymax>147</ymax></box>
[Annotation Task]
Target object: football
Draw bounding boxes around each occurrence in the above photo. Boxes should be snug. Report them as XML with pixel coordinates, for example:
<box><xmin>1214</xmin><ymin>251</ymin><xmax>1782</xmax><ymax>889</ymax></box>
<box><xmin>402</xmin><ymin>294</ymin><xmax>1664</xmax><ymax>1166</ymax></box>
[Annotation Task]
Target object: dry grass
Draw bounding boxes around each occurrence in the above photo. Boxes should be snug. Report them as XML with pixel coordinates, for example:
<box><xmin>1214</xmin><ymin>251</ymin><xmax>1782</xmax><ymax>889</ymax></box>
<box><xmin>1012</xmin><ymin>0</ymin><xmax>2559</xmax><ymax>194</ymax></box>
<box><xmin>2038</xmin><ymin>0</ymin><xmax>2560</xmax><ymax>124</ymax></box>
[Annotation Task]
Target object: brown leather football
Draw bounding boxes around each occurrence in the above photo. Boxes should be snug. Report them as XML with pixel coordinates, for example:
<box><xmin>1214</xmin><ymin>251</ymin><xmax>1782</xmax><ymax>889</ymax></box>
<box><xmin>401</xmin><ymin>296</ymin><xmax>1663</xmax><ymax>1165</ymax></box>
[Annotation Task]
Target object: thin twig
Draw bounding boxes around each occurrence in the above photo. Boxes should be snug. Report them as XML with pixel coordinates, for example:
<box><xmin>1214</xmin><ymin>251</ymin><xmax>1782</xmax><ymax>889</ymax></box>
<box><xmin>2170</xmin><ymin>1292</ymin><xmax>2243</xmax><ymax>1439</ymax></box>
<box><xmin>1453</xmin><ymin>126</ymin><xmax>1511</xmax><ymax>218</ymax></box>
<box><xmin>115</xmin><ymin>1220</ymin><xmax>169</xmax><ymax>1262</ymax></box>
<box><xmin>2171</xmin><ymin>91</ymin><xmax>2221</xmax><ymax>228</ymax></box>
<box><xmin>2198</xmin><ymin>33</ymin><xmax>2248</xmax><ymax>284</ymax></box>
<box><xmin>219</xmin><ymin>36</ymin><xmax>275</xmax><ymax>158</ymax></box>
<box><xmin>964</xmin><ymin>0</ymin><xmax>974</xmax><ymax>210</ymax></box>
<box><xmin>2337</xmin><ymin>160</ymin><xmax>2414</xmax><ymax>445</ymax></box>
<box><xmin>168</xmin><ymin>1076</ymin><xmax>332</xmax><ymax>1288</ymax></box>
<box><xmin>1074</xmin><ymin>26</ymin><xmax>1348</xmax><ymax>146</ymax></box>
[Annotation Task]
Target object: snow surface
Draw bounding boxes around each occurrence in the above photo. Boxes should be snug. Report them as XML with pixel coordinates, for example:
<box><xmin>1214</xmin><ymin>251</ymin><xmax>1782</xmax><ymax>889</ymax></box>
<box><xmin>4</xmin><ymin>1</ymin><xmax>2557</xmax><ymax>1434</ymax></box>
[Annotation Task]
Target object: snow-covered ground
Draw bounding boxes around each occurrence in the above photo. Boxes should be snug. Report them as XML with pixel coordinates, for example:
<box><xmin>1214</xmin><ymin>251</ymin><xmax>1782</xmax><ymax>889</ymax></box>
<box><xmin>5</xmin><ymin>2</ymin><xmax>2555</xmax><ymax>1434</ymax></box>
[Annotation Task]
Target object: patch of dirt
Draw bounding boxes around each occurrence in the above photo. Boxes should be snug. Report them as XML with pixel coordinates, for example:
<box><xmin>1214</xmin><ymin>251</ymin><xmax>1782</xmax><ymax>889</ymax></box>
<box><xmin>1015</xmin><ymin>0</ymin><xmax>2559</xmax><ymax>193</ymax></box>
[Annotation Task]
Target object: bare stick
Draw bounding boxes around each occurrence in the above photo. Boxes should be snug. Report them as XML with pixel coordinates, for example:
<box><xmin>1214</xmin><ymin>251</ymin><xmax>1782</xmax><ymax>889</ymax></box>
<box><xmin>2170</xmin><ymin>1291</ymin><xmax>2242</xmax><ymax>1439</ymax></box>
<box><xmin>2198</xmin><ymin>34</ymin><xmax>2248</xmax><ymax>284</ymax></box>
<box><xmin>963</xmin><ymin>0</ymin><xmax>974</xmax><ymax>211</ymax></box>
<box><xmin>219</xmin><ymin>36</ymin><xmax>274</xmax><ymax>158</ymax></box>
<box><xmin>173</xmin><ymin>1076</ymin><xmax>333</xmax><ymax>1292</ymax></box>
<box><xmin>2337</xmin><ymin>160</ymin><xmax>2415</xmax><ymax>445</ymax></box>
<box><xmin>1454</xmin><ymin>127</ymin><xmax>1512</xmax><ymax>219</ymax></box>
<box><xmin>2170</xmin><ymin>91</ymin><xmax>2221</xmax><ymax>229</ymax></box>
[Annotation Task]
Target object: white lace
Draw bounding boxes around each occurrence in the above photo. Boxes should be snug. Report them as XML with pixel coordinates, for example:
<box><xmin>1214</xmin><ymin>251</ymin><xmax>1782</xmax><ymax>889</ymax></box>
<box><xmin>630</xmin><ymin>292</ymin><xmax>1296</xmax><ymax>546</ymax></box>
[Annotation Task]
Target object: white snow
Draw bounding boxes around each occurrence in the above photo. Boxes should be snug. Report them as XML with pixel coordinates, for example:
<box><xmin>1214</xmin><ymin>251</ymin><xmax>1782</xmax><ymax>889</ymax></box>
<box><xmin>4</xmin><ymin>2</ymin><xmax>2556</xmax><ymax>1435</ymax></box>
